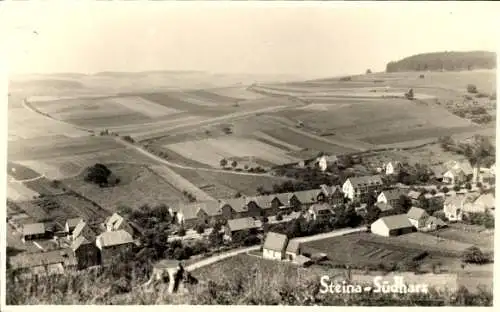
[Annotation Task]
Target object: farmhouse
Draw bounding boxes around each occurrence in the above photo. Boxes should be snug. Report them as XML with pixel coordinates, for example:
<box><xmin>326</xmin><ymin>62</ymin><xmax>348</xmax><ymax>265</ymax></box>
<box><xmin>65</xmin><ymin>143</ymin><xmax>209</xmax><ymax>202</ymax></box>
<box><xmin>307</xmin><ymin>203</ymin><xmax>334</xmax><ymax>221</ymax></box>
<box><xmin>384</xmin><ymin>161</ymin><xmax>402</xmax><ymax>175</ymax></box>
<box><xmin>443</xmin><ymin>196</ymin><xmax>465</xmax><ymax>221</ymax></box>
<box><xmin>465</xmin><ymin>193</ymin><xmax>495</xmax><ymax>214</ymax></box>
<box><xmin>275</xmin><ymin>192</ymin><xmax>294</xmax><ymax>214</ymax></box>
<box><xmin>292</xmin><ymin>189</ymin><xmax>326</xmax><ymax>209</ymax></box>
<box><xmin>21</xmin><ymin>223</ymin><xmax>47</xmax><ymax>242</ymax></box>
<box><xmin>95</xmin><ymin>230</ymin><xmax>135</xmax><ymax>265</ymax></box>
<box><xmin>65</xmin><ymin>218</ymin><xmax>83</xmax><ymax>235</ymax></box>
<box><xmin>321</xmin><ymin>185</ymin><xmax>344</xmax><ymax>207</ymax></box>
<box><xmin>72</xmin><ymin>220</ymin><xmax>96</xmax><ymax>241</ymax></box>
<box><xmin>197</xmin><ymin>201</ymin><xmax>224</xmax><ymax>225</ymax></box>
<box><xmin>219</xmin><ymin>198</ymin><xmax>249</xmax><ymax>219</ymax></box>
<box><xmin>176</xmin><ymin>202</ymin><xmax>203</xmax><ymax>228</ymax></box>
<box><xmin>443</xmin><ymin>168</ymin><xmax>467</xmax><ymax>185</ymax></box>
<box><xmin>9</xmin><ymin>249</ymin><xmax>77</xmax><ymax>278</ymax></box>
<box><xmin>263</xmin><ymin>232</ymin><xmax>289</xmax><ymax>260</ymax></box>
<box><xmin>104</xmin><ymin>213</ymin><xmax>134</xmax><ymax>236</ymax></box>
<box><xmin>371</xmin><ymin>214</ymin><xmax>415</xmax><ymax>237</ymax></box>
<box><xmin>377</xmin><ymin>189</ymin><xmax>405</xmax><ymax>207</ymax></box>
<box><xmin>71</xmin><ymin>236</ymin><xmax>101</xmax><ymax>269</ymax></box>
<box><xmin>245</xmin><ymin>195</ymin><xmax>280</xmax><ymax>218</ymax></box>
<box><xmin>317</xmin><ymin>155</ymin><xmax>338</xmax><ymax>171</ymax></box>
<box><xmin>430</xmin><ymin>165</ymin><xmax>445</xmax><ymax>181</ymax></box>
<box><xmin>224</xmin><ymin>217</ymin><xmax>259</xmax><ymax>241</ymax></box>
<box><xmin>342</xmin><ymin>175</ymin><xmax>383</xmax><ymax>202</ymax></box>
<box><xmin>406</xmin><ymin>207</ymin><xmax>429</xmax><ymax>229</ymax></box>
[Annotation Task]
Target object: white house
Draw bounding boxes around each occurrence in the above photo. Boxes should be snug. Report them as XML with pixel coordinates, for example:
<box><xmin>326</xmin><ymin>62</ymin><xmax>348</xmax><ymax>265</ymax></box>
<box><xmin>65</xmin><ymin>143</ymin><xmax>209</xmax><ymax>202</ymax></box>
<box><xmin>385</xmin><ymin>161</ymin><xmax>402</xmax><ymax>175</ymax></box>
<box><xmin>406</xmin><ymin>207</ymin><xmax>429</xmax><ymax>229</ymax></box>
<box><xmin>342</xmin><ymin>175</ymin><xmax>383</xmax><ymax>202</ymax></box>
<box><xmin>285</xmin><ymin>239</ymin><xmax>301</xmax><ymax>261</ymax></box>
<box><xmin>377</xmin><ymin>189</ymin><xmax>406</xmax><ymax>207</ymax></box>
<box><xmin>371</xmin><ymin>214</ymin><xmax>415</xmax><ymax>237</ymax></box>
<box><xmin>307</xmin><ymin>203</ymin><xmax>334</xmax><ymax>221</ymax></box>
<box><xmin>263</xmin><ymin>232</ymin><xmax>288</xmax><ymax>260</ymax></box>
<box><xmin>443</xmin><ymin>197</ymin><xmax>465</xmax><ymax>221</ymax></box>
<box><xmin>442</xmin><ymin>168</ymin><xmax>467</xmax><ymax>185</ymax></box>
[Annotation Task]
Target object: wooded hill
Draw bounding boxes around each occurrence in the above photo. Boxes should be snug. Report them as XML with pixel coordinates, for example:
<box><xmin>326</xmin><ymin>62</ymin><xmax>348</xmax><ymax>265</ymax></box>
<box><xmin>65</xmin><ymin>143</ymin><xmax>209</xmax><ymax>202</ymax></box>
<box><xmin>386</xmin><ymin>51</ymin><xmax>496</xmax><ymax>72</ymax></box>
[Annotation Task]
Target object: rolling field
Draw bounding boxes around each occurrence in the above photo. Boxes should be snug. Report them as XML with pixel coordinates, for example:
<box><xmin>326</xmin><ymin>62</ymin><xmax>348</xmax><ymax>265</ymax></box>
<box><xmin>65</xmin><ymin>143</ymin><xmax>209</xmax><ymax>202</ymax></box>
<box><xmin>7</xmin><ymin>181</ymin><xmax>39</xmax><ymax>202</ymax></box>
<box><xmin>260</xmin><ymin>127</ymin><xmax>359</xmax><ymax>154</ymax></box>
<box><xmin>208</xmin><ymin>86</ymin><xmax>266</xmax><ymax>100</ymax></box>
<box><xmin>23</xmin><ymin>177</ymin><xmax>68</xmax><ymax>196</ymax></box>
<box><xmin>164</xmin><ymin>137</ymin><xmax>300</xmax><ymax>168</ymax></box>
<box><xmin>185</xmin><ymin>89</ymin><xmax>239</xmax><ymax>105</ymax></box>
<box><xmin>171</xmin><ymin>167</ymin><xmax>293</xmax><ymax>197</ymax></box>
<box><xmin>7</xmin><ymin>162</ymin><xmax>42</xmax><ymax>180</ymax></box>
<box><xmin>63</xmin><ymin>164</ymin><xmax>189</xmax><ymax>211</ymax></box>
<box><xmin>8</xmin><ymin>136</ymin><xmax>124</xmax><ymax>162</ymax></box>
<box><xmin>139</xmin><ymin>92</ymin><xmax>222</xmax><ymax>114</ymax></box>
<box><xmin>15</xmin><ymin>146</ymin><xmax>163</xmax><ymax>180</ymax></box>
<box><xmin>430</xmin><ymin>225</ymin><xmax>494</xmax><ymax>251</ymax></box>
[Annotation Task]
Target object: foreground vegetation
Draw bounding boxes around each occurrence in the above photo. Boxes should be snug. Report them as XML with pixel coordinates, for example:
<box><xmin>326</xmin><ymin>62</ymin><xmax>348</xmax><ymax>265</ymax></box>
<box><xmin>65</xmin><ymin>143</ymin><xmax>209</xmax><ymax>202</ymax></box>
<box><xmin>6</xmin><ymin>253</ymin><xmax>492</xmax><ymax>305</ymax></box>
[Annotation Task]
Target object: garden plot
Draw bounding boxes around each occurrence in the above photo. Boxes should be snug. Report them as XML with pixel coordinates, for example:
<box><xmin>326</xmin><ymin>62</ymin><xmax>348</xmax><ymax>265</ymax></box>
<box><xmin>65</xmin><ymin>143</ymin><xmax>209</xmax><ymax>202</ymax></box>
<box><xmin>165</xmin><ymin>137</ymin><xmax>300</xmax><ymax>168</ymax></box>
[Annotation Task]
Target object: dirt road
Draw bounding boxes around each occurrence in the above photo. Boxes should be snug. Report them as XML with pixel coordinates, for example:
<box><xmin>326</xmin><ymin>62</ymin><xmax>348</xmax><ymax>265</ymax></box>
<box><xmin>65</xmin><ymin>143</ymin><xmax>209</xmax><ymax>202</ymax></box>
<box><xmin>185</xmin><ymin>226</ymin><xmax>367</xmax><ymax>272</ymax></box>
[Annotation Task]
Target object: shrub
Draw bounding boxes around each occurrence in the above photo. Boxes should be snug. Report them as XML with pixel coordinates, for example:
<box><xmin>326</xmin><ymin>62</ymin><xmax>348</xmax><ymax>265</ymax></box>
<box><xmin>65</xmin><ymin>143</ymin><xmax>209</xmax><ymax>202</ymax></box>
<box><xmin>122</xmin><ymin>135</ymin><xmax>135</xmax><ymax>143</ymax></box>
<box><xmin>465</xmin><ymin>182</ymin><xmax>472</xmax><ymax>190</ymax></box>
<box><xmin>419</xmin><ymin>74</ymin><xmax>425</xmax><ymax>79</ymax></box>
<box><xmin>442</xmin><ymin>186</ymin><xmax>450</xmax><ymax>194</ymax></box>
<box><xmin>467</xmin><ymin>84</ymin><xmax>478</xmax><ymax>93</ymax></box>
<box><xmin>462</xmin><ymin>246</ymin><xmax>489</xmax><ymax>264</ymax></box>
<box><xmin>476</xmin><ymin>182</ymin><xmax>483</xmax><ymax>188</ymax></box>
<box><xmin>453</xmin><ymin>185</ymin><xmax>461</xmax><ymax>192</ymax></box>
<box><xmin>220</xmin><ymin>158</ymin><xmax>228</xmax><ymax>168</ymax></box>
<box><xmin>433</xmin><ymin>210</ymin><xmax>447</xmax><ymax>222</ymax></box>
<box><xmin>83</xmin><ymin>163</ymin><xmax>112</xmax><ymax>186</ymax></box>
<box><xmin>195</xmin><ymin>224</ymin><xmax>206</xmax><ymax>234</ymax></box>
<box><xmin>178</xmin><ymin>227</ymin><xmax>186</xmax><ymax>237</ymax></box>
<box><xmin>339</xmin><ymin>76</ymin><xmax>352</xmax><ymax>82</ymax></box>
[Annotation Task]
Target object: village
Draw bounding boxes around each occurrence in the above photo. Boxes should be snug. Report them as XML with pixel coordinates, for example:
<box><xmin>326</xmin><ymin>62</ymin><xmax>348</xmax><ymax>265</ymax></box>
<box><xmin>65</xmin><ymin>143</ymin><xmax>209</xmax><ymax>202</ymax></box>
<box><xmin>6</xmin><ymin>145</ymin><xmax>495</xmax><ymax>294</ymax></box>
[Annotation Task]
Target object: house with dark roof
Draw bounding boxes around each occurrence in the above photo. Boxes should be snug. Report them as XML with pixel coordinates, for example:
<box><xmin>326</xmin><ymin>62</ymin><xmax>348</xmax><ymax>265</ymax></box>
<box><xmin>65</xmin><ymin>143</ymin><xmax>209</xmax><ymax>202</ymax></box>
<box><xmin>263</xmin><ymin>232</ymin><xmax>289</xmax><ymax>260</ymax></box>
<box><xmin>371</xmin><ymin>214</ymin><xmax>415</xmax><ymax>237</ymax></box>
<box><xmin>375</xmin><ymin>202</ymin><xmax>394</xmax><ymax>214</ymax></box>
<box><xmin>377</xmin><ymin>189</ymin><xmax>405</xmax><ymax>208</ymax></box>
<box><xmin>342</xmin><ymin>175</ymin><xmax>383</xmax><ymax>203</ymax></box>
<box><xmin>21</xmin><ymin>223</ymin><xmax>47</xmax><ymax>242</ymax></box>
<box><xmin>245</xmin><ymin>195</ymin><xmax>275</xmax><ymax>218</ymax></box>
<box><xmin>71</xmin><ymin>236</ymin><xmax>100</xmax><ymax>269</ymax></box>
<box><xmin>292</xmin><ymin>189</ymin><xmax>326</xmax><ymax>209</ymax></box>
<box><xmin>219</xmin><ymin>198</ymin><xmax>249</xmax><ymax>219</ymax></box>
<box><xmin>72</xmin><ymin>220</ymin><xmax>96</xmax><ymax>241</ymax></box>
<box><xmin>224</xmin><ymin>217</ymin><xmax>259</xmax><ymax>241</ymax></box>
<box><xmin>307</xmin><ymin>203</ymin><xmax>334</xmax><ymax>221</ymax></box>
<box><xmin>275</xmin><ymin>192</ymin><xmax>295</xmax><ymax>214</ymax></box>
<box><xmin>96</xmin><ymin>230</ymin><xmax>135</xmax><ymax>265</ymax></box>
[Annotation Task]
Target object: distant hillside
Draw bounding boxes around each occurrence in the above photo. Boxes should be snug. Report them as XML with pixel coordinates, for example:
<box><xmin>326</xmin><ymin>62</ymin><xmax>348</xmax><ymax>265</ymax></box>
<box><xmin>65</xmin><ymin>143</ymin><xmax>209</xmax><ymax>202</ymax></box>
<box><xmin>386</xmin><ymin>51</ymin><xmax>496</xmax><ymax>73</ymax></box>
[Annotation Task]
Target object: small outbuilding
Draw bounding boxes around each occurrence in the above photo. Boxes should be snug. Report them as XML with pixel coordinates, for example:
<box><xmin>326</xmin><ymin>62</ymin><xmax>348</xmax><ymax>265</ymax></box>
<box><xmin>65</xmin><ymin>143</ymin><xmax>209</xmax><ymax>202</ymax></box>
<box><xmin>262</xmin><ymin>232</ymin><xmax>288</xmax><ymax>260</ymax></box>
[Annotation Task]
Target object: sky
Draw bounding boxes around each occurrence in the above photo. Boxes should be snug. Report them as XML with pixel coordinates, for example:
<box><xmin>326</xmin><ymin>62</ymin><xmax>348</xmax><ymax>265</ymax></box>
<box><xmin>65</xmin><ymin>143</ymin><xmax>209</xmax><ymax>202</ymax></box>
<box><xmin>3</xmin><ymin>1</ymin><xmax>499</xmax><ymax>79</ymax></box>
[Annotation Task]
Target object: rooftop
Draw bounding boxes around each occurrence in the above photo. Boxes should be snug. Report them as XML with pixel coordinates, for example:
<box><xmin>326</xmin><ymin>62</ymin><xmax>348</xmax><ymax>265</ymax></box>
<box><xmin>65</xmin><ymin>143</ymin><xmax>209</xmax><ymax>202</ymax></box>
<box><xmin>9</xmin><ymin>249</ymin><xmax>77</xmax><ymax>270</ymax></box>
<box><xmin>348</xmin><ymin>175</ymin><xmax>383</xmax><ymax>187</ymax></box>
<box><xmin>263</xmin><ymin>232</ymin><xmax>288</xmax><ymax>252</ymax></box>
<box><xmin>226</xmin><ymin>217</ymin><xmax>258</xmax><ymax>232</ymax></box>
<box><xmin>22</xmin><ymin>223</ymin><xmax>45</xmax><ymax>236</ymax></box>
<box><xmin>375</xmin><ymin>214</ymin><xmax>413</xmax><ymax>230</ymax></box>
<box><xmin>407</xmin><ymin>207</ymin><xmax>428</xmax><ymax>221</ymax></box>
<box><xmin>96</xmin><ymin>229</ymin><xmax>134</xmax><ymax>247</ymax></box>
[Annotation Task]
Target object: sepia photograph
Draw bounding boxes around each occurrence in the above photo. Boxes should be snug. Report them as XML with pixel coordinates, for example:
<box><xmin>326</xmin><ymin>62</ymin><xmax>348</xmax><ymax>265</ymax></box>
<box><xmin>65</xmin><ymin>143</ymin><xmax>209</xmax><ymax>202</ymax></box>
<box><xmin>2</xmin><ymin>1</ymin><xmax>498</xmax><ymax>307</ymax></box>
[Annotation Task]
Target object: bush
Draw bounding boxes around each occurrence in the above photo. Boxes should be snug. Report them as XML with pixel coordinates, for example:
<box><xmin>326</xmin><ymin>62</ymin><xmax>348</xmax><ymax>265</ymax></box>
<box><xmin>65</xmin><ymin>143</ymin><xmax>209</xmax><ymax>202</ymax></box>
<box><xmin>178</xmin><ymin>227</ymin><xmax>186</xmax><ymax>237</ymax></box>
<box><xmin>453</xmin><ymin>185</ymin><xmax>461</xmax><ymax>192</ymax></box>
<box><xmin>462</xmin><ymin>246</ymin><xmax>489</xmax><ymax>264</ymax></box>
<box><xmin>465</xmin><ymin>183</ymin><xmax>472</xmax><ymax>190</ymax></box>
<box><xmin>442</xmin><ymin>186</ymin><xmax>450</xmax><ymax>194</ymax></box>
<box><xmin>276</xmin><ymin>213</ymin><xmax>284</xmax><ymax>221</ymax></box>
<box><xmin>467</xmin><ymin>84</ymin><xmax>478</xmax><ymax>93</ymax></box>
<box><xmin>419</xmin><ymin>74</ymin><xmax>425</xmax><ymax>79</ymax></box>
<box><xmin>122</xmin><ymin>135</ymin><xmax>135</xmax><ymax>143</ymax></box>
<box><xmin>83</xmin><ymin>163</ymin><xmax>112</xmax><ymax>186</ymax></box>
<box><xmin>433</xmin><ymin>211</ymin><xmax>447</xmax><ymax>222</ymax></box>
<box><xmin>339</xmin><ymin>76</ymin><xmax>352</xmax><ymax>81</ymax></box>
<box><xmin>195</xmin><ymin>224</ymin><xmax>206</xmax><ymax>234</ymax></box>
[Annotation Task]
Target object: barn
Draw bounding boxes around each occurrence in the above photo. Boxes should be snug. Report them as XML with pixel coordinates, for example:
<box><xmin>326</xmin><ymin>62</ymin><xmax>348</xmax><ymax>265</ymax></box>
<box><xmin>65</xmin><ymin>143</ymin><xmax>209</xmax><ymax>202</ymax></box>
<box><xmin>371</xmin><ymin>214</ymin><xmax>415</xmax><ymax>237</ymax></box>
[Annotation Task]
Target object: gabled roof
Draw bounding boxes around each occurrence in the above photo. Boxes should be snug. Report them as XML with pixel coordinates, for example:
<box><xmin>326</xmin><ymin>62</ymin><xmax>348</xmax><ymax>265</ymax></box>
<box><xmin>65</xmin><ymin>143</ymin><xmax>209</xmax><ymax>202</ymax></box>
<box><xmin>105</xmin><ymin>213</ymin><xmax>124</xmax><ymax>229</ymax></box>
<box><xmin>347</xmin><ymin>175</ymin><xmax>383</xmax><ymax>187</ymax></box>
<box><xmin>220</xmin><ymin>198</ymin><xmax>248</xmax><ymax>212</ymax></box>
<box><xmin>444</xmin><ymin>160</ymin><xmax>473</xmax><ymax>175</ymax></box>
<box><xmin>72</xmin><ymin>220</ymin><xmax>96</xmax><ymax>240</ymax></box>
<box><xmin>66</xmin><ymin>218</ymin><xmax>83</xmax><ymax>229</ymax></box>
<box><xmin>379</xmin><ymin>189</ymin><xmax>405</xmax><ymax>202</ymax></box>
<box><xmin>375</xmin><ymin>202</ymin><xmax>394</xmax><ymax>212</ymax></box>
<box><xmin>96</xmin><ymin>229</ymin><xmax>134</xmax><ymax>248</ymax></box>
<box><xmin>226</xmin><ymin>217</ymin><xmax>258</xmax><ymax>232</ymax></box>
<box><xmin>330</xmin><ymin>185</ymin><xmax>343</xmax><ymax>196</ymax></box>
<box><xmin>9</xmin><ymin>249</ymin><xmax>76</xmax><ymax>270</ymax></box>
<box><xmin>374</xmin><ymin>214</ymin><xmax>413</xmax><ymax>230</ymax></box>
<box><xmin>286</xmin><ymin>238</ymin><xmax>301</xmax><ymax>254</ymax></box>
<box><xmin>407</xmin><ymin>190</ymin><xmax>422</xmax><ymax>200</ymax></box>
<box><xmin>473</xmin><ymin>193</ymin><xmax>495</xmax><ymax>210</ymax></box>
<box><xmin>198</xmin><ymin>201</ymin><xmax>222</xmax><ymax>217</ymax></box>
<box><xmin>444</xmin><ymin>196</ymin><xmax>465</xmax><ymax>206</ymax></box>
<box><xmin>263</xmin><ymin>232</ymin><xmax>288</xmax><ymax>252</ymax></box>
<box><xmin>425</xmin><ymin>216</ymin><xmax>446</xmax><ymax>227</ymax></box>
<box><xmin>293</xmin><ymin>189</ymin><xmax>322</xmax><ymax>203</ymax></box>
<box><xmin>177</xmin><ymin>202</ymin><xmax>201</xmax><ymax>220</ymax></box>
<box><xmin>22</xmin><ymin>223</ymin><xmax>45</xmax><ymax>236</ymax></box>
<box><xmin>310</xmin><ymin>203</ymin><xmax>333</xmax><ymax>214</ymax></box>
<box><xmin>246</xmin><ymin>195</ymin><xmax>275</xmax><ymax>209</ymax></box>
<box><xmin>407</xmin><ymin>207</ymin><xmax>428</xmax><ymax>221</ymax></box>
<box><xmin>430</xmin><ymin>165</ymin><xmax>446</xmax><ymax>178</ymax></box>
<box><xmin>275</xmin><ymin>192</ymin><xmax>294</xmax><ymax>206</ymax></box>
<box><xmin>71</xmin><ymin>236</ymin><xmax>92</xmax><ymax>251</ymax></box>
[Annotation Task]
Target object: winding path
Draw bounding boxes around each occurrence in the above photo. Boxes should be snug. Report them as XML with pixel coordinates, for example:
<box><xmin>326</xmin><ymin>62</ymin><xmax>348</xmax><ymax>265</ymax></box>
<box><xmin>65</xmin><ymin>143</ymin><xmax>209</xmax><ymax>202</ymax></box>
<box><xmin>185</xmin><ymin>226</ymin><xmax>367</xmax><ymax>272</ymax></box>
